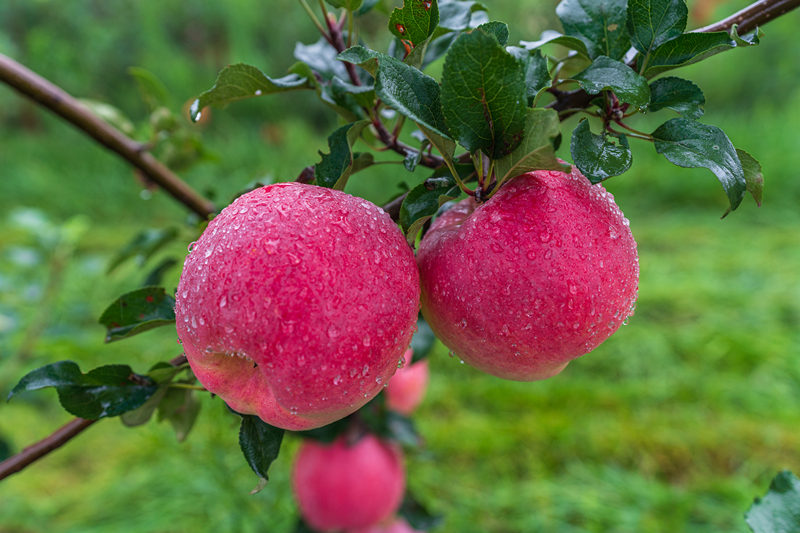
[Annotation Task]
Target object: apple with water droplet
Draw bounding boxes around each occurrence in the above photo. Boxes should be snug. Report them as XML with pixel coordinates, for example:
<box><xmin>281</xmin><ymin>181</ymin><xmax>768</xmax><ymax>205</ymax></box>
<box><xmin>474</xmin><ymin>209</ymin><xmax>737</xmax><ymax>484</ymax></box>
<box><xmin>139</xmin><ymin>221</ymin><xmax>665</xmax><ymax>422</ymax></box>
<box><xmin>175</xmin><ymin>183</ymin><xmax>420</xmax><ymax>430</ymax></box>
<box><xmin>417</xmin><ymin>167</ymin><xmax>639</xmax><ymax>380</ymax></box>
<box><xmin>385</xmin><ymin>348</ymin><xmax>429</xmax><ymax>415</ymax></box>
<box><xmin>292</xmin><ymin>433</ymin><xmax>406</xmax><ymax>532</ymax></box>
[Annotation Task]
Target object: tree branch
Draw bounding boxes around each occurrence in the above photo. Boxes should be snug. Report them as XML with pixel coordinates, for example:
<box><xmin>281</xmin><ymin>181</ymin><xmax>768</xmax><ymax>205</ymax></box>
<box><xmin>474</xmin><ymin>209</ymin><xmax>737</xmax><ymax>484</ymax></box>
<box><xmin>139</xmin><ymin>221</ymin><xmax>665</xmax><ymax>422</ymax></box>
<box><xmin>0</xmin><ymin>53</ymin><xmax>216</xmax><ymax>219</ymax></box>
<box><xmin>694</xmin><ymin>0</ymin><xmax>800</xmax><ymax>34</ymax></box>
<box><xmin>0</xmin><ymin>418</ymin><xmax>97</xmax><ymax>482</ymax></box>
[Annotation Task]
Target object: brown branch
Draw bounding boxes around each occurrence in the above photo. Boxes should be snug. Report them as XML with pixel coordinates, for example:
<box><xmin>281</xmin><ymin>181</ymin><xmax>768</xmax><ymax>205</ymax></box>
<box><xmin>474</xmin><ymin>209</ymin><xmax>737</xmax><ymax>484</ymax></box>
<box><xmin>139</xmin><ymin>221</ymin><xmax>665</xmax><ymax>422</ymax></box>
<box><xmin>0</xmin><ymin>53</ymin><xmax>216</xmax><ymax>219</ymax></box>
<box><xmin>0</xmin><ymin>418</ymin><xmax>98</xmax><ymax>481</ymax></box>
<box><xmin>0</xmin><ymin>353</ymin><xmax>189</xmax><ymax>482</ymax></box>
<box><xmin>694</xmin><ymin>0</ymin><xmax>800</xmax><ymax>34</ymax></box>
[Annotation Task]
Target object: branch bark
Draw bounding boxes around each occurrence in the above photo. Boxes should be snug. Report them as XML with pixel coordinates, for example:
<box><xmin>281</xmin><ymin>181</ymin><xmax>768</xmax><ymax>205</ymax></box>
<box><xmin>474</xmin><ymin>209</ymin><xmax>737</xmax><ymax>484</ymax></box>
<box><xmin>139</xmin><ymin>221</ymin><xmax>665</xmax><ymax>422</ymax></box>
<box><xmin>0</xmin><ymin>54</ymin><xmax>216</xmax><ymax>219</ymax></box>
<box><xmin>694</xmin><ymin>0</ymin><xmax>800</xmax><ymax>33</ymax></box>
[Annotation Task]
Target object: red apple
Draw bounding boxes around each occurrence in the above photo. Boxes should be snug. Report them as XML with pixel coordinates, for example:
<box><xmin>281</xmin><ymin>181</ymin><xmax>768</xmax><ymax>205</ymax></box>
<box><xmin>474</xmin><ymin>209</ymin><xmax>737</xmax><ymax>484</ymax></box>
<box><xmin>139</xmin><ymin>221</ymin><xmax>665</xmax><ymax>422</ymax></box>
<box><xmin>349</xmin><ymin>517</ymin><xmax>424</xmax><ymax>533</ymax></box>
<box><xmin>385</xmin><ymin>348</ymin><xmax>429</xmax><ymax>415</ymax></box>
<box><xmin>417</xmin><ymin>167</ymin><xmax>639</xmax><ymax>381</ymax></box>
<box><xmin>175</xmin><ymin>183</ymin><xmax>419</xmax><ymax>430</ymax></box>
<box><xmin>292</xmin><ymin>434</ymin><xmax>406</xmax><ymax>532</ymax></box>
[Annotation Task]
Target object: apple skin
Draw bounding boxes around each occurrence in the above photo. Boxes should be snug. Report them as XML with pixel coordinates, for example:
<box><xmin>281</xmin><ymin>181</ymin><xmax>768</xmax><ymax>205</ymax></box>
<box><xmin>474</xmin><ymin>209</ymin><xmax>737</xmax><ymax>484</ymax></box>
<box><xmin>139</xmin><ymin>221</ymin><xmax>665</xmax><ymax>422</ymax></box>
<box><xmin>175</xmin><ymin>183</ymin><xmax>419</xmax><ymax>430</ymax></box>
<box><xmin>292</xmin><ymin>434</ymin><xmax>406</xmax><ymax>532</ymax></box>
<box><xmin>417</xmin><ymin>167</ymin><xmax>639</xmax><ymax>381</ymax></box>
<box><xmin>349</xmin><ymin>517</ymin><xmax>424</xmax><ymax>533</ymax></box>
<box><xmin>385</xmin><ymin>348</ymin><xmax>429</xmax><ymax>415</ymax></box>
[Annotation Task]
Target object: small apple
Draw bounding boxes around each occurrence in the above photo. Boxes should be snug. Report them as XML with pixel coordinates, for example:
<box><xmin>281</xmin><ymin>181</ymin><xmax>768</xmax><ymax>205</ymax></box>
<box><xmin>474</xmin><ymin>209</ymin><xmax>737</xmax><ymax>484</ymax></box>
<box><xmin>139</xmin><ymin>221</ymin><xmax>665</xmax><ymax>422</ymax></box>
<box><xmin>292</xmin><ymin>434</ymin><xmax>406</xmax><ymax>532</ymax></box>
<box><xmin>417</xmin><ymin>167</ymin><xmax>639</xmax><ymax>381</ymax></box>
<box><xmin>349</xmin><ymin>517</ymin><xmax>424</xmax><ymax>533</ymax></box>
<box><xmin>385</xmin><ymin>348</ymin><xmax>429</xmax><ymax>415</ymax></box>
<box><xmin>175</xmin><ymin>183</ymin><xmax>420</xmax><ymax>430</ymax></box>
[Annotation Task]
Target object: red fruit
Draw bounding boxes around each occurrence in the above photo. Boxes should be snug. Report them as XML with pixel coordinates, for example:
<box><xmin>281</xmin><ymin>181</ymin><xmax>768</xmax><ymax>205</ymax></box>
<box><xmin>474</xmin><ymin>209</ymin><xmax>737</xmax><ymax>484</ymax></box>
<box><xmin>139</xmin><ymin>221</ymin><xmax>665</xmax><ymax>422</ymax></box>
<box><xmin>385</xmin><ymin>348</ymin><xmax>429</xmax><ymax>415</ymax></box>
<box><xmin>349</xmin><ymin>517</ymin><xmax>424</xmax><ymax>533</ymax></box>
<box><xmin>417</xmin><ymin>168</ymin><xmax>639</xmax><ymax>381</ymax></box>
<box><xmin>292</xmin><ymin>434</ymin><xmax>406</xmax><ymax>532</ymax></box>
<box><xmin>175</xmin><ymin>183</ymin><xmax>419</xmax><ymax>430</ymax></box>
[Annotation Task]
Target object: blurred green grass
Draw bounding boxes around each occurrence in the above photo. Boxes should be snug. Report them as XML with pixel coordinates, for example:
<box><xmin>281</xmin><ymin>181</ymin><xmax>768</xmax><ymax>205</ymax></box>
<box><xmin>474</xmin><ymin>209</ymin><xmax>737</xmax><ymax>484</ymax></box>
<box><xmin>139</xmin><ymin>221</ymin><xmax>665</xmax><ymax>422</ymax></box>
<box><xmin>1</xmin><ymin>1</ymin><xmax>800</xmax><ymax>532</ymax></box>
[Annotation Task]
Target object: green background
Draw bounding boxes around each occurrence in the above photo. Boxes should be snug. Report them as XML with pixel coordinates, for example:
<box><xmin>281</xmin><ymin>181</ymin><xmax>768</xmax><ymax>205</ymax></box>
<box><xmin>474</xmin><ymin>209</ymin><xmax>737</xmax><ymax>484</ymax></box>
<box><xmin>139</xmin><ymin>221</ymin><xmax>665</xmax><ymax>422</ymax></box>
<box><xmin>1</xmin><ymin>1</ymin><xmax>799</xmax><ymax>531</ymax></box>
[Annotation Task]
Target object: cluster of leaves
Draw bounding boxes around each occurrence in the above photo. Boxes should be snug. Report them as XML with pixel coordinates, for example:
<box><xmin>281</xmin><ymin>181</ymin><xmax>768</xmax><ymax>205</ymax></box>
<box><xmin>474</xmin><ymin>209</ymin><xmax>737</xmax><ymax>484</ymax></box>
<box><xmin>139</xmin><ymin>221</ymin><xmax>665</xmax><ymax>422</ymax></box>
<box><xmin>746</xmin><ymin>471</ymin><xmax>800</xmax><ymax>533</ymax></box>
<box><xmin>193</xmin><ymin>0</ymin><xmax>763</xmax><ymax>240</ymax></box>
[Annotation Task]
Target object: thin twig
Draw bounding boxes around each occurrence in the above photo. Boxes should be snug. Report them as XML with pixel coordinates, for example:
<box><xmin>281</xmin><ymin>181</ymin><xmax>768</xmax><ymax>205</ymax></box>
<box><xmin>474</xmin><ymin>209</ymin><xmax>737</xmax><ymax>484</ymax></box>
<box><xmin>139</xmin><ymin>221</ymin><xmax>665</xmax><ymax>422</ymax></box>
<box><xmin>0</xmin><ymin>54</ymin><xmax>216</xmax><ymax>219</ymax></box>
<box><xmin>694</xmin><ymin>0</ymin><xmax>800</xmax><ymax>33</ymax></box>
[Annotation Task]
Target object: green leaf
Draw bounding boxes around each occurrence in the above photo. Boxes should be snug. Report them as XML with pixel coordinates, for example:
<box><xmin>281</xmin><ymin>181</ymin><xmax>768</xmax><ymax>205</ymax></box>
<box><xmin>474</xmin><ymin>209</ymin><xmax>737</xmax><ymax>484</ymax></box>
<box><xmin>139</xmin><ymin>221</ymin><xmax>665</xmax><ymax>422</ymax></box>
<box><xmin>404</xmin><ymin>139</ymin><xmax>430</xmax><ymax>172</ymax></box>
<box><xmin>399</xmin><ymin>490</ymin><xmax>445</xmax><ymax>530</ymax></box>
<box><xmin>410</xmin><ymin>315</ymin><xmax>437</xmax><ymax>361</ymax></box>
<box><xmin>324</xmin><ymin>0</ymin><xmax>363</xmax><ymax>10</ymax></box>
<box><xmin>385</xmin><ymin>411</ymin><xmax>422</xmax><ymax>447</ymax></box>
<box><xmin>190</xmin><ymin>64</ymin><xmax>313</xmax><ymax>121</ymax></box>
<box><xmin>356</xmin><ymin>0</ymin><xmax>381</xmax><ymax>16</ymax></box>
<box><xmin>106</xmin><ymin>227</ymin><xmax>179</xmax><ymax>274</ymax></box>
<box><xmin>737</xmin><ymin>148</ymin><xmax>764</xmax><ymax>207</ymax></box>
<box><xmin>293</xmin><ymin>518</ymin><xmax>317</xmax><ymax>533</ymax></box>
<box><xmin>315</xmin><ymin>120</ymin><xmax>372</xmax><ymax>190</ymax></box>
<box><xmin>745</xmin><ymin>471</ymin><xmax>800</xmax><ymax>533</ymax></box>
<box><xmin>294</xmin><ymin>38</ymin><xmax>351</xmax><ymax>82</ymax></box>
<box><xmin>437</xmin><ymin>0</ymin><xmax>488</xmax><ymax>32</ymax></box>
<box><xmin>570</xmin><ymin>119</ymin><xmax>632</xmax><ymax>183</ymax></box>
<box><xmin>648</xmin><ymin>76</ymin><xmax>704</xmax><ymax>118</ymax></box>
<box><xmin>121</xmin><ymin>386</ymin><xmax>169</xmax><ymax>427</ymax></box>
<box><xmin>652</xmin><ymin>118</ymin><xmax>745</xmax><ymax>210</ymax></box>
<box><xmin>98</xmin><ymin>287</ymin><xmax>176</xmax><ymax>343</ymax></box>
<box><xmin>440</xmin><ymin>29</ymin><xmax>527</xmax><ymax>158</ymax></box>
<box><xmin>389</xmin><ymin>0</ymin><xmax>439</xmax><ymax>45</ymax></box>
<box><xmin>399</xmin><ymin>164</ymin><xmax>471</xmax><ymax>241</ymax></box>
<box><xmin>643</xmin><ymin>29</ymin><xmax>759</xmax><ymax>77</ymax></box>
<box><xmin>157</xmin><ymin>388</ymin><xmax>201</xmax><ymax>442</ymax></box>
<box><xmin>518</xmin><ymin>30</ymin><xmax>591</xmax><ymax>61</ymax></box>
<box><xmin>507</xmin><ymin>47</ymin><xmax>551</xmax><ymax>106</ymax></box>
<box><xmin>495</xmin><ymin>108</ymin><xmax>569</xmax><ymax>184</ymax></box>
<box><xmin>340</xmin><ymin>47</ymin><xmax>450</xmax><ymax>138</ymax></box>
<box><xmin>79</xmin><ymin>99</ymin><xmax>136</xmax><ymax>137</ymax></box>
<box><xmin>572</xmin><ymin>56</ymin><xmax>650</xmax><ymax>108</ymax></box>
<box><xmin>238</xmin><ymin>414</ymin><xmax>285</xmax><ymax>485</ymax></box>
<box><xmin>478</xmin><ymin>21</ymin><xmax>509</xmax><ymax>46</ymax></box>
<box><xmin>8</xmin><ymin>361</ymin><xmax>158</xmax><ymax>419</ymax></box>
<box><xmin>142</xmin><ymin>258</ymin><xmax>179</xmax><ymax>287</ymax></box>
<box><xmin>128</xmin><ymin>66</ymin><xmax>171</xmax><ymax>111</ymax></box>
<box><xmin>556</xmin><ymin>0</ymin><xmax>630</xmax><ymax>60</ymax></box>
<box><xmin>626</xmin><ymin>0</ymin><xmax>687</xmax><ymax>54</ymax></box>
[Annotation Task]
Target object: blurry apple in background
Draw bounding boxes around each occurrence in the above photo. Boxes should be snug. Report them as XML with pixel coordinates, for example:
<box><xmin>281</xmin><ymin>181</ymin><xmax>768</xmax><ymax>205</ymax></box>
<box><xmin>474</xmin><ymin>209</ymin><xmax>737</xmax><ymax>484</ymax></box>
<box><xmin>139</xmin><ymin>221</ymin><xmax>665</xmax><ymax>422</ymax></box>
<box><xmin>292</xmin><ymin>434</ymin><xmax>406</xmax><ymax>532</ymax></box>
<box><xmin>386</xmin><ymin>348</ymin><xmax>429</xmax><ymax>415</ymax></box>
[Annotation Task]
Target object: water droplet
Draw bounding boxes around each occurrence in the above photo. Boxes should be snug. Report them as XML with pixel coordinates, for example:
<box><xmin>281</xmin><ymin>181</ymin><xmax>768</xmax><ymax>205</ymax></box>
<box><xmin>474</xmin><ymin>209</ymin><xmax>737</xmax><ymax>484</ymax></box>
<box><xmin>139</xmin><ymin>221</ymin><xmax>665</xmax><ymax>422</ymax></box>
<box><xmin>219</xmin><ymin>296</ymin><xmax>227</xmax><ymax>309</ymax></box>
<box><xmin>254</xmin><ymin>89</ymin><xmax>262</xmax><ymax>96</ymax></box>
<box><xmin>328</xmin><ymin>325</ymin><xmax>340</xmax><ymax>338</ymax></box>
<box><xmin>187</xmin><ymin>241</ymin><xmax>197</xmax><ymax>253</ymax></box>
<box><xmin>333</xmin><ymin>375</ymin><xmax>342</xmax><ymax>385</ymax></box>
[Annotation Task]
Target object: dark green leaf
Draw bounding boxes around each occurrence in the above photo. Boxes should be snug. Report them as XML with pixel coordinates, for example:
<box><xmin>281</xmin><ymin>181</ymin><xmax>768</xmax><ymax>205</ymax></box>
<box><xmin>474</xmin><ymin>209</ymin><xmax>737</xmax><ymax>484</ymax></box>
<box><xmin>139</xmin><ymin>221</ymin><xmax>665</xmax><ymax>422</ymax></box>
<box><xmin>495</xmin><ymin>108</ymin><xmax>569</xmax><ymax>185</ymax></box>
<box><xmin>121</xmin><ymin>386</ymin><xmax>169</xmax><ymax>427</ymax></box>
<box><xmin>478</xmin><ymin>21</ymin><xmax>509</xmax><ymax>46</ymax></box>
<box><xmin>238</xmin><ymin>414</ymin><xmax>285</xmax><ymax>485</ymax></box>
<box><xmin>648</xmin><ymin>76</ymin><xmax>704</xmax><ymax>118</ymax></box>
<box><xmin>410</xmin><ymin>315</ymin><xmax>437</xmax><ymax>361</ymax></box>
<box><xmin>325</xmin><ymin>0</ymin><xmax>363</xmax><ymax>10</ymax></box>
<box><xmin>737</xmin><ymin>148</ymin><xmax>764</xmax><ymax>207</ymax></box>
<box><xmin>8</xmin><ymin>361</ymin><xmax>158</xmax><ymax>419</ymax></box>
<box><xmin>389</xmin><ymin>0</ymin><xmax>439</xmax><ymax>45</ymax></box>
<box><xmin>626</xmin><ymin>0</ymin><xmax>687</xmax><ymax>54</ymax></box>
<box><xmin>128</xmin><ymin>66</ymin><xmax>171</xmax><ymax>111</ymax></box>
<box><xmin>556</xmin><ymin>0</ymin><xmax>630</xmax><ymax>60</ymax></box>
<box><xmin>157</xmin><ymin>388</ymin><xmax>201</xmax><ymax>442</ymax></box>
<box><xmin>0</xmin><ymin>436</ymin><xmax>11</xmax><ymax>462</ymax></box>
<box><xmin>440</xmin><ymin>29</ymin><xmax>527</xmax><ymax>158</ymax></box>
<box><xmin>107</xmin><ymin>227</ymin><xmax>179</xmax><ymax>274</ymax></box>
<box><xmin>573</xmin><ymin>56</ymin><xmax>650</xmax><ymax>108</ymax></box>
<box><xmin>399</xmin><ymin>490</ymin><xmax>445</xmax><ymax>530</ymax></box>
<box><xmin>98</xmin><ymin>287</ymin><xmax>176</xmax><ymax>343</ymax></box>
<box><xmin>385</xmin><ymin>411</ymin><xmax>422</xmax><ymax>447</ymax></box>
<box><xmin>518</xmin><ymin>30</ymin><xmax>592</xmax><ymax>61</ymax></box>
<box><xmin>745</xmin><ymin>471</ymin><xmax>800</xmax><ymax>533</ymax></box>
<box><xmin>652</xmin><ymin>118</ymin><xmax>745</xmax><ymax>210</ymax></box>
<box><xmin>643</xmin><ymin>29</ymin><xmax>759</xmax><ymax>77</ymax></box>
<box><xmin>507</xmin><ymin>47</ymin><xmax>551</xmax><ymax>105</ymax></box>
<box><xmin>293</xmin><ymin>416</ymin><xmax>353</xmax><ymax>443</ymax></box>
<box><xmin>570</xmin><ymin>119</ymin><xmax>632</xmax><ymax>183</ymax></box>
<box><xmin>190</xmin><ymin>64</ymin><xmax>313</xmax><ymax>121</ymax></box>
<box><xmin>295</xmin><ymin>38</ymin><xmax>353</xmax><ymax>82</ymax></box>
<box><xmin>142</xmin><ymin>257</ymin><xmax>179</xmax><ymax>287</ymax></box>
<box><xmin>293</xmin><ymin>518</ymin><xmax>317</xmax><ymax>533</ymax></box>
<box><xmin>340</xmin><ymin>47</ymin><xmax>450</xmax><ymax>138</ymax></box>
<box><xmin>356</xmin><ymin>0</ymin><xmax>381</xmax><ymax>16</ymax></box>
<box><xmin>315</xmin><ymin>120</ymin><xmax>372</xmax><ymax>190</ymax></box>
<box><xmin>404</xmin><ymin>140</ymin><xmax>430</xmax><ymax>172</ymax></box>
<box><xmin>399</xmin><ymin>164</ymin><xmax>471</xmax><ymax>241</ymax></box>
